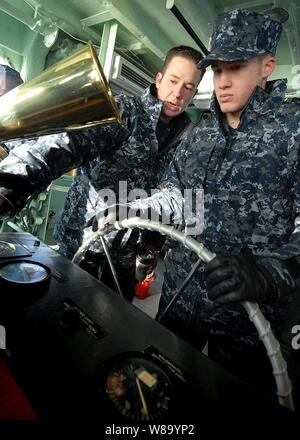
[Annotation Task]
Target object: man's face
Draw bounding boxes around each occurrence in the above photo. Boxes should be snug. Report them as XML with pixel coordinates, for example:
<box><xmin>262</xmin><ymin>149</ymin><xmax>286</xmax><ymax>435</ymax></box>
<box><xmin>212</xmin><ymin>58</ymin><xmax>272</xmax><ymax>119</ymax></box>
<box><xmin>155</xmin><ymin>55</ymin><xmax>201</xmax><ymax>123</ymax></box>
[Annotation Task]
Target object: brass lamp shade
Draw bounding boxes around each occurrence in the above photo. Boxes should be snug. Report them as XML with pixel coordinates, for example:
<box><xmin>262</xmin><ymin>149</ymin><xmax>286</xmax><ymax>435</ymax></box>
<box><xmin>0</xmin><ymin>44</ymin><xmax>121</xmax><ymax>141</ymax></box>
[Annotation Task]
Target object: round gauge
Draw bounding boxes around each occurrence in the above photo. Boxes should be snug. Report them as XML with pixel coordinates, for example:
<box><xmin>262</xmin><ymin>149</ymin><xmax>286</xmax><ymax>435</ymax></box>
<box><xmin>104</xmin><ymin>354</ymin><xmax>174</xmax><ymax>421</ymax></box>
<box><xmin>0</xmin><ymin>261</ymin><xmax>49</xmax><ymax>284</ymax></box>
<box><xmin>0</xmin><ymin>259</ymin><xmax>51</xmax><ymax>298</ymax></box>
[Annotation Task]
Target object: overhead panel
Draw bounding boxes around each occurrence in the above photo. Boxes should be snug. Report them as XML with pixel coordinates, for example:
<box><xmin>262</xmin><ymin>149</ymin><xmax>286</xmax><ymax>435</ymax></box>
<box><xmin>23</xmin><ymin>0</ymin><xmax>100</xmax><ymax>43</ymax></box>
<box><xmin>0</xmin><ymin>0</ymin><xmax>299</xmax><ymax>100</ymax></box>
<box><xmin>177</xmin><ymin>0</ymin><xmax>216</xmax><ymax>49</ymax></box>
<box><xmin>82</xmin><ymin>0</ymin><xmax>169</xmax><ymax>59</ymax></box>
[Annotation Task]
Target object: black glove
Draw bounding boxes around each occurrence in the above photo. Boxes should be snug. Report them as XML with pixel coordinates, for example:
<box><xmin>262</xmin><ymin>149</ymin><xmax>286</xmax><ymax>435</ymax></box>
<box><xmin>204</xmin><ymin>254</ymin><xmax>278</xmax><ymax>305</ymax></box>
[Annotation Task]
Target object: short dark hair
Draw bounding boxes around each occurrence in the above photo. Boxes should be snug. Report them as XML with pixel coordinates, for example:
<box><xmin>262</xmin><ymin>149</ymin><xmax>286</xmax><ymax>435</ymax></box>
<box><xmin>162</xmin><ymin>45</ymin><xmax>205</xmax><ymax>78</ymax></box>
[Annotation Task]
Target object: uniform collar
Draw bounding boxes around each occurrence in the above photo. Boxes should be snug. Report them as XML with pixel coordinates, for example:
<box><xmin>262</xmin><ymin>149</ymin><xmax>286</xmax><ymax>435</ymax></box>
<box><xmin>210</xmin><ymin>79</ymin><xmax>287</xmax><ymax>129</ymax></box>
<box><xmin>245</xmin><ymin>79</ymin><xmax>287</xmax><ymax>115</ymax></box>
<box><xmin>140</xmin><ymin>84</ymin><xmax>163</xmax><ymax>125</ymax></box>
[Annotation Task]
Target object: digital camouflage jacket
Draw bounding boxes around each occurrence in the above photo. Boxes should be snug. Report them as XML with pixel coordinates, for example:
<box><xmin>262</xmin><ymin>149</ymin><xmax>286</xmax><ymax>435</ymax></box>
<box><xmin>154</xmin><ymin>80</ymin><xmax>300</xmax><ymax>348</ymax></box>
<box><xmin>53</xmin><ymin>85</ymin><xmax>194</xmax><ymax>258</ymax></box>
<box><xmin>0</xmin><ymin>85</ymin><xmax>194</xmax><ymax>258</ymax></box>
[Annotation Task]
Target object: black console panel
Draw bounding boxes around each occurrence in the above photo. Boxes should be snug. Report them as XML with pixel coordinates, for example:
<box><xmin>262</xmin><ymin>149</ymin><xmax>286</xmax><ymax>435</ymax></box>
<box><xmin>0</xmin><ymin>233</ymin><xmax>295</xmax><ymax>433</ymax></box>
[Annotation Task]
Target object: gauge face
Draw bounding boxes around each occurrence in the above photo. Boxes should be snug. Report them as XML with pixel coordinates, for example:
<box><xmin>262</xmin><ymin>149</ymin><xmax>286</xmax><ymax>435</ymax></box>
<box><xmin>0</xmin><ymin>261</ymin><xmax>49</xmax><ymax>284</ymax></box>
<box><xmin>105</xmin><ymin>356</ymin><xmax>174</xmax><ymax>421</ymax></box>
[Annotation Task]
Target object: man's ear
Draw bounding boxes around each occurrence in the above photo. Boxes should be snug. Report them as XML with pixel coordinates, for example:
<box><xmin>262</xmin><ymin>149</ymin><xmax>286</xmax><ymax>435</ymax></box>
<box><xmin>262</xmin><ymin>55</ymin><xmax>276</xmax><ymax>79</ymax></box>
<box><xmin>155</xmin><ymin>72</ymin><xmax>163</xmax><ymax>89</ymax></box>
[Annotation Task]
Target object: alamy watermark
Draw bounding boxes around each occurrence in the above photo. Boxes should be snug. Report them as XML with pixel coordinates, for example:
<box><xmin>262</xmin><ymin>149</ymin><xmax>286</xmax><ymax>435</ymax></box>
<box><xmin>96</xmin><ymin>181</ymin><xmax>204</xmax><ymax>235</ymax></box>
<box><xmin>291</xmin><ymin>325</ymin><xmax>300</xmax><ymax>350</ymax></box>
<box><xmin>0</xmin><ymin>324</ymin><xmax>6</xmax><ymax>349</ymax></box>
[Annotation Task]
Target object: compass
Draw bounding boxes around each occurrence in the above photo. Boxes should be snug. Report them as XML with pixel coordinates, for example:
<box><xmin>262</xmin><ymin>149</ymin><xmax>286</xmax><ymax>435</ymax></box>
<box><xmin>103</xmin><ymin>353</ymin><xmax>174</xmax><ymax>421</ymax></box>
<box><xmin>0</xmin><ymin>259</ymin><xmax>51</xmax><ymax>301</ymax></box>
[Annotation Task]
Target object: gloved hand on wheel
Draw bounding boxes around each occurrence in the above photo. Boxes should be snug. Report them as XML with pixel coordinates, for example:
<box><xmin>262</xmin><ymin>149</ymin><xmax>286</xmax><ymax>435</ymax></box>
<box><xmin>85</xmin><ymin>189</ymin><xmax>184</xmax><ymax>233</ymax></box>
<box><xmin>204</xmin><ymin>254</ymin><xmax>279</xmax><ymax>305</ymax></box>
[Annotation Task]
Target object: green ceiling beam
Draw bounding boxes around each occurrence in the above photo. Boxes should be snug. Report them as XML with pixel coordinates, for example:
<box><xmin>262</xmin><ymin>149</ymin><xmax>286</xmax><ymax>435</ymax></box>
<box><xmin>95</xmin><ymin>0</ymin><xmax>169</xmax><ymax>60</ymax></box>
<box><xmin>0</xmin><ymin>12</ymin><xmax>28</xmax><ymax>55</ymax></box>
<box><xmin>24</xmin><ymin>0</ymin><xmax>101</xmax><ymax>44</ymax></box>
<box><xmin>99</xmin><ymin>20</ymin><xmax>118</xmax><ymax>79</ymax></box>
<box><xmin>81</xmin><ymin>10</ymin><xmax>114</xmax><ymax>27</ymax></box>
<box><xmin>22</xmin><ymin>32</ymin><xmax>49</xmax><ymax>80</ymax></box>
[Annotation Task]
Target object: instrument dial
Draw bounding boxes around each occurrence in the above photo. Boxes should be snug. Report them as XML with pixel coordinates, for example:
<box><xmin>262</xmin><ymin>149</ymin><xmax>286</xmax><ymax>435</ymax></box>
<box><xmin>104</xmin><ymin>355</ymin><xmax>174</xmax><ymax>421</ymax></box>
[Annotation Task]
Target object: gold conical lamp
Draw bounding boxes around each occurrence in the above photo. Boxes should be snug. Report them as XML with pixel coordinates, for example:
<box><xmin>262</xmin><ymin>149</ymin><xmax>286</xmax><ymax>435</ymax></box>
<box><xmin>0</xmin><ymin>43</ymin><xmax>121</xmax><ymax>141</ymax></box>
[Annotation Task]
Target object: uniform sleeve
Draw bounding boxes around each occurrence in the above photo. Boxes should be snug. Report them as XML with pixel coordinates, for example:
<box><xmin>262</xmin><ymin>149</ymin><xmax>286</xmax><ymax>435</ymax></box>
<box><xmin>0</xmin><ymin>95</ymin><xmax>131</xmax><ymax>216</ymax></box>
<box><xmin>126</xmin><ymin>134</ymin><xmax>195</xmax><ymax>227</ymax></box>
<box><xmin>257</xmin><ymin>137</ymin><xmax>300</xmax><ymax>298</ymax></box>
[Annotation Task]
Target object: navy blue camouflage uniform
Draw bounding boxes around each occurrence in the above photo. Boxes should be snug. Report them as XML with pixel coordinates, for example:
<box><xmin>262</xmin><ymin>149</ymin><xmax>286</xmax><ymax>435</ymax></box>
<box><xmin>0</xmin><ymin>84</ymin><xmax>194</xmax><ymax>302</ymax></box>
<box><xmin>0</xmin><ymin>8</ymin><xmax>298</xmax><ymax>397</ymax></box>
<box><xmin>158</xmin><ymin>79</ymin><xmax>300</xmax><ymax>347</ymax></box>
<box><xmin>148</xmin><ymin>75</ymin><xmax>300</xmax><ymax>399</ymax></box>
<box><xmin>150</xmin><ymin>9</ymin><xmax>300</xmax><ymax>350</ymax></box>
<box><xmin>120</xmin><ymin>8</ymin><xmax>300</xmax><ymax>396</ymax></box>
<box><xmin>53</xmin><ymin>85</ymin><xmax>194</xmax><ymax>260</ymax></box>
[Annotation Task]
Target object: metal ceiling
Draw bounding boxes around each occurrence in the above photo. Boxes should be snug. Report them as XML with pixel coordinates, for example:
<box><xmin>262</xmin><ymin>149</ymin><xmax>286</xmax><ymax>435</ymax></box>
<box><xmin>0</xmin><ymin>0</ymin><xmax>300</xmax><ymax>99</ymax></box>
